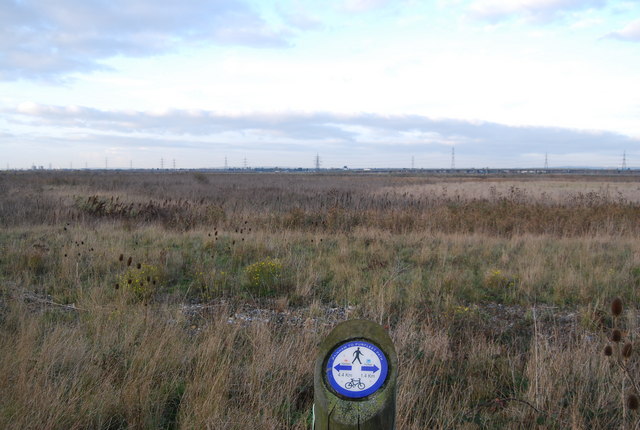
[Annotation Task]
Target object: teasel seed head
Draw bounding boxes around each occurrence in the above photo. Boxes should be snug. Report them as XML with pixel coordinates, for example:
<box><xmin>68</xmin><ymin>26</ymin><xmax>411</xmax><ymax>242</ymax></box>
<box><xmin>115</xmin><ymin>283</ymin><xmax>120</xmax><ymax>290</ymax></box>
<box><xmin>604</xmin><ymin>345</ymin><xmax>613</xmax><ymax>356</ymax></box>
<box><xmin>127</xmin><ymin>256</ymin><xmax>132</xmax><ymax>267</ymax></box>
<box><xmin>136</xmin><ymin>263</ymin><xmax>141</xmax><ymax>269</ymax></box>
<box><xmin>612</xmin><ymin>297</ymin><xmax>623</xmax><ymax>317</ymax></box>
<box><xmin>628</xmin><ymin>394</ymin><xmax>639</xmax><ymax>411</ymax></box>
<box><xmin>119</xmin><ymin>253</ymin><xmax>124</xmax><ymax>262</ymax></box>
<box><xmin>612</xmin><ymin>329</ymin><xmax>623</xmax><ymax>343</ymax></box>
<box><xmin>623</xmin><ymin>342</ymin><xmax>633</xmax><ymax>359</ymax></box>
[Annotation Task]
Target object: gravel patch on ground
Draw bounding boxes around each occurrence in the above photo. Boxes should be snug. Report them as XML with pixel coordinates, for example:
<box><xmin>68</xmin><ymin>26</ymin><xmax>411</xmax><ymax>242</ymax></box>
<box><xmin>180</xmin><ymin>300</ymin><xmax>356</xmax><ymax>333</ymax></box>
<box><xmin>4</xmin><ymin>285</ymin><xmax>614</xmax><ymax>345</ymax></box>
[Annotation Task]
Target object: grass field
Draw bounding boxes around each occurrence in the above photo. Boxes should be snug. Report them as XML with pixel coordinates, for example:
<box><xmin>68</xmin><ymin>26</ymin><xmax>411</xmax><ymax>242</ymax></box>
<box><xmin>2</xmin><ymin>170</ymin><xmax>640</xmax><ymax>429</ymax></box>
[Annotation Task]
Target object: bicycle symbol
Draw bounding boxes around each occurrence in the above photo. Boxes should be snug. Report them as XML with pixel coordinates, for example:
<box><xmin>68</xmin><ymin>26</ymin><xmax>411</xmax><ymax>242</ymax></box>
<box><xmin>345</xmin><ymin>378</ymin><xmax>366</xmax><ymax>390</ymax></box>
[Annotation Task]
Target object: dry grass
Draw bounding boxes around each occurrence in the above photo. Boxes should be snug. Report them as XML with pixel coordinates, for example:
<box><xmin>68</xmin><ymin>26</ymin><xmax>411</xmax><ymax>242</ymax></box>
<box><xmin>2</xmin><ymin>171</ymin><xmax>640</xmax><ymax>428</ymax></box>
<box><xmin>3</xmin><ymin>171</ymin><xmax>640</xmax><ymax>237</ymax></box>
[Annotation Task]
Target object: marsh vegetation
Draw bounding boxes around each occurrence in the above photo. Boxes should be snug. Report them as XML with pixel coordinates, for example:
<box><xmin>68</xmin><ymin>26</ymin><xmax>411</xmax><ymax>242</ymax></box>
<box><xmin>2</xmin><ymin>171</ymin><xmax>640</xmax><ymax>428</ymax></box>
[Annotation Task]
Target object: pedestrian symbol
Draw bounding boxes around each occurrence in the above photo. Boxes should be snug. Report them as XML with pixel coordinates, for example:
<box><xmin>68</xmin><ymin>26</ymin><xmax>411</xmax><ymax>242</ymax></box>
<box><xmin>325</xmin><ymin>340</ymin><xmax>389</xmax><ymax>399</ymax></box>
<box><xmin>352</xmin><ymin>347</ymin><xmax>363</xmax><ymax>364</ymax></box>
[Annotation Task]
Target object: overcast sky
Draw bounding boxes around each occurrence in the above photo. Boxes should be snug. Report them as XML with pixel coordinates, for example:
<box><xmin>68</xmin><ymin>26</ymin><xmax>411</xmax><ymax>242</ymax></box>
<box><xmin>2</xmin><ymin>0</ymin><xmax>640</xmax><ymax>169</ymax></box>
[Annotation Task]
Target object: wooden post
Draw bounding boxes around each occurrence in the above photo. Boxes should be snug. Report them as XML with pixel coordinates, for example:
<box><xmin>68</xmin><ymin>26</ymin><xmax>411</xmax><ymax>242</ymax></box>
<box><xmin>313</xmin><ymin>320</ymin><xmax>397</xmax><ymax>429</ymax></box>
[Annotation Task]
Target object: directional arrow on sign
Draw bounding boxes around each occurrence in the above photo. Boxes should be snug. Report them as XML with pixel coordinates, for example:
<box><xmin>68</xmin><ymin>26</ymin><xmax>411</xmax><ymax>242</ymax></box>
<box><xmin>334</xmin><ymin>363</ymin><xmax>352</xmax><ymax>371</ymax></box>
<box><xmin>361</xmin><ymin>364</ymin><xmax>380</xmax><ymax>373</ymax></box>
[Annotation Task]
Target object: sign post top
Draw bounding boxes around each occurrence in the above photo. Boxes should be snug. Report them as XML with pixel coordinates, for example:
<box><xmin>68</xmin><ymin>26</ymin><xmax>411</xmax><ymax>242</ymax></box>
<box><xmin>314</xmin><ymin>319</ymin><xmax>398</xmax><ymax>429</ymax></box>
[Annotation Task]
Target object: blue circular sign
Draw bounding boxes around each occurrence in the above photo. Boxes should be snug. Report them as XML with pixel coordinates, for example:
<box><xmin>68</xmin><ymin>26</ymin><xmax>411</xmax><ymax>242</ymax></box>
<box><xmin>325</xmin><ymin>340</ymin><xmax>389</xmax><ymax>399</ymax></box>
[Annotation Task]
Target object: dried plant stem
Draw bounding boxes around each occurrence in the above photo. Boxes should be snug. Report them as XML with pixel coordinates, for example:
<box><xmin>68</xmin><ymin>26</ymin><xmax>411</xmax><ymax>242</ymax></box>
<box><xmin>21</xmin><ymin>292</ymin><xmax>86</xmax><ymax>312</ymax></box>
<box><xmin>532</xmin><ymin>305</ymin><xmax>540</xmax><ymax>409</ymax></box>
<box><xmin>624</xmin><ymin>377</ymin><xmax>628</xmax><ymax>430</ymax></box>
<box><xmin>377</xmin><ymin>262</ymin><xmax>407</xmax><ymax>324</ymax></box>
<box><xmin>616</xmin><ymin>359</ymin><xmax>640</xmax><ymax>397</ymax></box>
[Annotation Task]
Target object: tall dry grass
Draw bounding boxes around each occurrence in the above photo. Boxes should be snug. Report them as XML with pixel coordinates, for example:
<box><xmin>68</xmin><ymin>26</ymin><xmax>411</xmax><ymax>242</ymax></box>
<box><xmin>2</xmin><ymin>171</ymin><xmax>640</xmax><ymax>428</ymax></box>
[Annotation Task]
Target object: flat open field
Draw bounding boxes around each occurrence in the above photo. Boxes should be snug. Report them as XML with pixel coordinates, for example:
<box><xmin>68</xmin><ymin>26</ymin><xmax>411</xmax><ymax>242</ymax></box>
<box><xmin>2</xmin><ymin>171</ymin><xmax>640</xmax><ymax>428</ymax></box>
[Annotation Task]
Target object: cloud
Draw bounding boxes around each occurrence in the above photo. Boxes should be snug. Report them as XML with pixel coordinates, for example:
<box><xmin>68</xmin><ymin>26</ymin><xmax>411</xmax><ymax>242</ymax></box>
<box><xmin>468</xmin><ymin>0</ymin><xmax>607</xmax><ymax>23</ymax></box>
<box><xmin>343</xmin><ymin>0</ymin><xmax>391</xmax><ymax>12</ymax></box>
<box><xmin>279</xmin><ymin>8</ymin><xmax>323</xmax><ymax>31</ymax></box>
<box><xmin>606</xmin><ymin>19</ymin><xmax>640</xmax><ymax>42</ymax></box>
<box><xmin>0</xmin><ymin>0</ymin><xmax>291</xmax><ymax>81</ymax></box>
<box><xmin>4</xmin><ymin>104</ymin><xmax>638</xmax><ymax>160</ymax></box>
